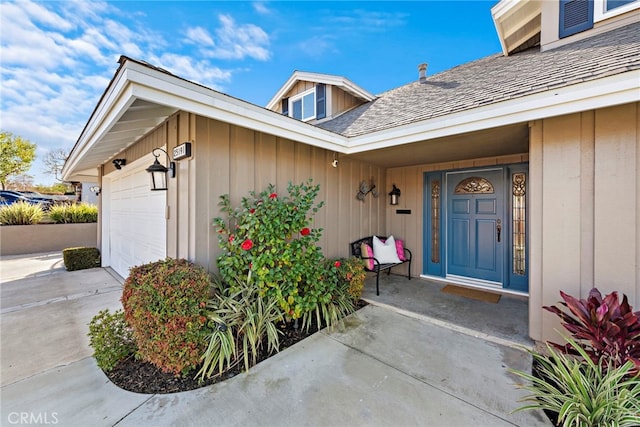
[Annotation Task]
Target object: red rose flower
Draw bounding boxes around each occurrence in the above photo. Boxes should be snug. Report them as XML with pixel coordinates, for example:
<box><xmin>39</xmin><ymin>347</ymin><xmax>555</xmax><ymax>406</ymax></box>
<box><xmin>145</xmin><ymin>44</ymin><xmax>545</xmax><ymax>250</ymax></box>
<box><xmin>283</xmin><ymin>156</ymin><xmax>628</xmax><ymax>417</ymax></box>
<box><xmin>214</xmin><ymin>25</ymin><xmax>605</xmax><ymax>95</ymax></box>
<box><xmin>241</xmin><ymin>239</ymin><xmax>253</xmax><ymax>250</ymax></box>
<box><xmin>334</xmin><ymin>261</ymin><xmax>341</xmax><ymax>268</ymax></box>
<box><xmin>249</xmin><ymin>208</ymin><xmax>255</xmax><ymax>214</ymax></box>
<box><xmin>228</xmin><ymin>235</ymin><xmax>235</xmax><ymax>242</ymax></box>
<box><xmin>300</xmin><ymin>227</ymin><xmax>310</xmax><ymax>236</ymax></box>
<box><xmin>269</xmin><ymin>193</ymin><xmax>277</xmax><ymax>199</ymax></box>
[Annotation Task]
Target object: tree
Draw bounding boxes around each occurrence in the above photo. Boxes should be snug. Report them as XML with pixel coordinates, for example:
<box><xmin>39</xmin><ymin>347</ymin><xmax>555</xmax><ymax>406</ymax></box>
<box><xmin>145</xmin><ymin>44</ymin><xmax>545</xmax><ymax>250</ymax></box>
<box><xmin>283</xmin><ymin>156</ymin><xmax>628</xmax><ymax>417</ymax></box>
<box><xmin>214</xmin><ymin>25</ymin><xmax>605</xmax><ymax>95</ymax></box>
<box><xmin>42</xmin><ymin>148</ymin><xmax>69</xmax><ymax>182</ymax></box>
<box><xmin>6</xmin><ymin>174</ymin><xmax>34</xmax><ymax>190</ymax></box>
<box><xmin>0</xmin><ymin>130</ymin><xmax>36</xmax><ymax>190</ymax></box>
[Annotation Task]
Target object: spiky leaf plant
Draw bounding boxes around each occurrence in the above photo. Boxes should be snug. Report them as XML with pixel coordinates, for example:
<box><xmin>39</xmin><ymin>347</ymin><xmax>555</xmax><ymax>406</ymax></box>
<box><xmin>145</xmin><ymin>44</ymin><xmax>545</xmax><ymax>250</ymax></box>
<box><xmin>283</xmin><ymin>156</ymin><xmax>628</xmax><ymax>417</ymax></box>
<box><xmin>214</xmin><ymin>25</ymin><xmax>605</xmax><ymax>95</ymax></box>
<box><xmin>544</xmin><ymin>288</ymin><xmax>640</xmax><ymax>376</ymax></box>
<box><xmin>512</xmin><ymin>335</ymin><xmax>640</xmax><ymax>427</ymax></box>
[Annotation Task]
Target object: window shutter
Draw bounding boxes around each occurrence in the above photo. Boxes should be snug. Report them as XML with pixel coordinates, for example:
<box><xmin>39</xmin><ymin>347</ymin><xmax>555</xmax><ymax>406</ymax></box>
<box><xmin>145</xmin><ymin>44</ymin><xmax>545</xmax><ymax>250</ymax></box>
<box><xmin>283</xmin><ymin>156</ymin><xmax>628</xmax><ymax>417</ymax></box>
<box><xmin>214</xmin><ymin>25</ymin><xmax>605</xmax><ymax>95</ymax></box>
<box><xmin>559</xmin><ymin>0</ymin><xmax>593</xmax><ymax>38</ymax></box>
<box><xmin>316</xmin><ymin>84</ymin><xmax>326</xmax><ymax>119</ymax></box>
<box><xmin>281</xmin><ymin>98</ymin><xmax>289</xmax><ymax>116</ymax></box>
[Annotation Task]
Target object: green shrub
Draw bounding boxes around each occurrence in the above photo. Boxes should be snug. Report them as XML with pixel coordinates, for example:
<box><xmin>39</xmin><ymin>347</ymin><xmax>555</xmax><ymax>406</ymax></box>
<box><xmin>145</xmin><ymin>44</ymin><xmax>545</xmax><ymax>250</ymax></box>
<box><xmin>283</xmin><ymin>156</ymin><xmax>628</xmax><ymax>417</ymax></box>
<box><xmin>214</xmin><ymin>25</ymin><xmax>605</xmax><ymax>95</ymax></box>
<box><xmin>121</xmin><ymin>258</ymin><xmax>212</xmax><ymax>376</ymax></box>
<box><xmin>62</xmin><ymin>247</ymin><xmax>100</xmax><ymax>271</ymax></box>
<box><xmin>301</xmin><ymin>258</ymin><xmax>357</xmax><ymax>332</ymax></box>
<box><xmin>335</xmin><ymin>257</ymin><xmax>366</xmax><ymax>300</ymax></box>
<box><xmin>0</xmin><ymin>201</ymin><xmax>44</xmax><ymax>225</ymax></box>
<box><xmin>88</xmin><ymin>309</ymin><xmax>136</xmax><ymax>371</ymax></box>
<box><xmin>48</xmin><ymin>203</ymin><xmax>97</xmax><ymax>223</ymax></box>
<box><xmin>213</xmin><ymin>180</ymin><xmax>327</xmax><ymax>319</ymax></box>
<box><xmin>198</xmin><ymin>272</ymin><xmax>283</xmax><ymax>379</ymax></box>
<box><xmin>512</xmin><ymin>336</ymin><xmax>640</xmax><ymax>427</ymax></box>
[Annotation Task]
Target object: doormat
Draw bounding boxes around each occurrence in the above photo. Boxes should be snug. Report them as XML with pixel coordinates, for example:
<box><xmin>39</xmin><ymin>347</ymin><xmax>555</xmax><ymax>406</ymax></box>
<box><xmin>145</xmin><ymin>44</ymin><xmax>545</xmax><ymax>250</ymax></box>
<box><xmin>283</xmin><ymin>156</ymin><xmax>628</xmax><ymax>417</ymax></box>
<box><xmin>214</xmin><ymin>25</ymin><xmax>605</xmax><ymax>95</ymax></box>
<box><xmin>441</xmin><ymin>285</ymin><xmax>501</xmax><ymax>303</ymax></box>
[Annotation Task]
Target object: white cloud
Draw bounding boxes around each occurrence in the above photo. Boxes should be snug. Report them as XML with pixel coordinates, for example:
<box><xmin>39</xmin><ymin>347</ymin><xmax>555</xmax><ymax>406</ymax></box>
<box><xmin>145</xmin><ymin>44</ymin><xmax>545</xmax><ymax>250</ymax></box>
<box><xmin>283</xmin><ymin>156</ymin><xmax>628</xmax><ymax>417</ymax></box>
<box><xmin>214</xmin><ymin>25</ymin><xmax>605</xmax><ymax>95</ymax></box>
<box><xmin>296</xmin><ymin>35</ymin><xmax>338</xmax><ymax>59</ymax></box>
<box><xmin>186</xmin><ymin>26</ymin><xmax>215</xmax><ymax>46</ymax></box>
<box><xmin>198</xmin><ymin>14</ymin><xmax>271</xmax><ymax>61</ymax></box>
<box><xmin>150</xmin><ymin>53</ymin><xmax>233</xmax><ymax>90</ymax></box>
<box><xmin>252</xmin><ymin>2</ymin><xmax>271</xmax><ymax>15</ymax></box>
<box><xmin>0</xmin><ymin>1</ymin><xmax>265</xmax><ymax>185</ymax></box>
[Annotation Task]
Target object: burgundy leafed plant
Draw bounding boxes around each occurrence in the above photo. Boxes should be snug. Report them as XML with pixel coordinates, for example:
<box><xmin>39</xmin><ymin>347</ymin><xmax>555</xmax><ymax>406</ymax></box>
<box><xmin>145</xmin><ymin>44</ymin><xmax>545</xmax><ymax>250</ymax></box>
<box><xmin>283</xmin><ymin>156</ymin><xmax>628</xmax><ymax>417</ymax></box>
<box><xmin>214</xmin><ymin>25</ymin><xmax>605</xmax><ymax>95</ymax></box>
<box><xmin>544</xmin><ymin>288</ymin><xmax>640</xmax><ymax>376</ymax></box>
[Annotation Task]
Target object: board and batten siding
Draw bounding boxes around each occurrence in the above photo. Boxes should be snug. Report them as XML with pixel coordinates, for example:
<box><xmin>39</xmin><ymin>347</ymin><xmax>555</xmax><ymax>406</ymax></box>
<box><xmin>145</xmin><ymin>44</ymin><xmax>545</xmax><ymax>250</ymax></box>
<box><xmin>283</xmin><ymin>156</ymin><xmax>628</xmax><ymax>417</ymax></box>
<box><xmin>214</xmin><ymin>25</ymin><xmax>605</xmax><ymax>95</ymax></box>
<box><xmin>529</xmin><ymin>102</ymin><xmax>640</xmax><ymax>342</ymax></box>
<box><xmin>385</xmin><ymin>153</ymin><xmax>530</xmax><ymax>279</ymax></box>
<box><xmin>193</xmin><ymin>116</ymin><xmax>386</xmax><ymax>273</ymax></box>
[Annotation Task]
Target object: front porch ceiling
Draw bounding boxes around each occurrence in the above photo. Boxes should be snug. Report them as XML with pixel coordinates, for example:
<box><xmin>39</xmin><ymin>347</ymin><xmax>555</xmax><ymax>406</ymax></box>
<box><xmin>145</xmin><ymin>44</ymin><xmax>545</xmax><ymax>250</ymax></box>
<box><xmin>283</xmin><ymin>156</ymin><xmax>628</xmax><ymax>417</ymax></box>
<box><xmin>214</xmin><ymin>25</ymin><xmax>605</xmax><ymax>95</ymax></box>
<box><xmin>68</xmin><ymin>99</ymin><xmax>177</xmax><ymax>179</ymax></box>
<box><xmin>347</xmin><ymin>123</ymin><xmax>529</xmax><ymax>168</ymax></box>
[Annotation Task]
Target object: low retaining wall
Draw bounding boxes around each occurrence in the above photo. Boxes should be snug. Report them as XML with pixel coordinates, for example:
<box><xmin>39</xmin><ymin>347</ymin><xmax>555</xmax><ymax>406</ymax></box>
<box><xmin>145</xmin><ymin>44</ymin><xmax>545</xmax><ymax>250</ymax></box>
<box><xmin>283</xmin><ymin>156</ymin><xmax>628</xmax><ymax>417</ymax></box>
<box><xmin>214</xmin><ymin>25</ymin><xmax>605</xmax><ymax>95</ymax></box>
<box><xmin>0</xmin><ymin>223</ymin><xmax>98</xmax><ymax>256</ymax></box>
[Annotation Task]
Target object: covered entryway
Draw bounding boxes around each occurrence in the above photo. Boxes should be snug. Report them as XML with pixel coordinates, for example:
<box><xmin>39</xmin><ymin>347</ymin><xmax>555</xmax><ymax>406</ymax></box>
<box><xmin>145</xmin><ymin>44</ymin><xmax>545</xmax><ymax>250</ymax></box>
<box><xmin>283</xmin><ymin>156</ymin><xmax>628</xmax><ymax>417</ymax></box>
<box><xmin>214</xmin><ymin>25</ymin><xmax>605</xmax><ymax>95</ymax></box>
<box><xmin>424</xmin><ymin>164</ymin><xmax>528</xmax><ymax>294</ymax></box>
<box><xmin>102</xmin><ymin>153</ymin><xmax>167</xmax><ymax>279</ymax></box>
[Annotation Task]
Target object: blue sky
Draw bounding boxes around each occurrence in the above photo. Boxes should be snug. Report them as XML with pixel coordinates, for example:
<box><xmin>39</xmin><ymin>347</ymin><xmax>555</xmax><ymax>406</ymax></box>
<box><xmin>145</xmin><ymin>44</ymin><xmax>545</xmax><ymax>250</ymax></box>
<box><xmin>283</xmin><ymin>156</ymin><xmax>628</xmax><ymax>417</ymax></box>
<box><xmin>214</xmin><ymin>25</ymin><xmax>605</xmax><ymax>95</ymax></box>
<box><xmin>0</xmin><ymin>0</ymin><xmax>502</xmax><ymax>186</ymax></box>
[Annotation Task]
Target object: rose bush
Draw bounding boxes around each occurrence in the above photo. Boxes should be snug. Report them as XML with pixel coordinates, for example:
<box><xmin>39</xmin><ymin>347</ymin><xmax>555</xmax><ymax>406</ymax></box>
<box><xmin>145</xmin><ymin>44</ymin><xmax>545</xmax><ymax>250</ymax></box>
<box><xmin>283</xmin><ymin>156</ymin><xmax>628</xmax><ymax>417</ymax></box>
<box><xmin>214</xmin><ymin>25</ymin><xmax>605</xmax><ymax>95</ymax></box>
<box><xmin>214</xmin><ymin>180</ymin><xmax>328</xmax><ymax>319</ymax></box>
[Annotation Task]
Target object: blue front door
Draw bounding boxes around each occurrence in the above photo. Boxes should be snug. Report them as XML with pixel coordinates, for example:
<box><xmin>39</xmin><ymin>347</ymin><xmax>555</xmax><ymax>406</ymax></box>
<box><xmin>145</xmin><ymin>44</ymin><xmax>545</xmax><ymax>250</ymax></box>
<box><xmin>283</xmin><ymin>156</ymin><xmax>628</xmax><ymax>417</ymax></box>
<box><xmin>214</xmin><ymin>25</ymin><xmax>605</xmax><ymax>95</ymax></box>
<box><xmin>447</xmin><ymin>169</ymin><xmax>504</xmax><ymax>283</ymax></box>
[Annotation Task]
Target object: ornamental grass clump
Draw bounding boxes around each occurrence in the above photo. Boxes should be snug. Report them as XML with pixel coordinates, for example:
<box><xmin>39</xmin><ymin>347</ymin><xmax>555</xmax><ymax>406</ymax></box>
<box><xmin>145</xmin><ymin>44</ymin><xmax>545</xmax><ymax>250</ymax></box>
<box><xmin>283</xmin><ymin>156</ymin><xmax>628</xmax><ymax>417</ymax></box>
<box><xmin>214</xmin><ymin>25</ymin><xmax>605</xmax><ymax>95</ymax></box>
<box><xmin>511</xmin><ymin>288</ymin><xmax>640</xmax><ymax>426</ymax></box>
<box><xmin>512</xmin><ymin>336</ymin><xmax>640</xmax><ymax>427</ymax></box>
<box><xmin>214</xmin><ymin>180</ymin><xmax>327</xmax><ymax>320</ymax></box>
<box><xmin>198</xmin><ymin>272</ymin><xmax>283</xmax><ymax>379</ymax></box>
<box><xmin>121</xmin><ymin>258</ymin><xmax>212</xmax><ymax>376</ymax></box>
<box><xmin>0</xmin><ymin>201</ymin><xmax>44</xmax><ymax>225</ymax></box>
<box><xmin>48</xmin><ymin>203</ymin><xmax>98</xmax><ymax>223</ymax></box>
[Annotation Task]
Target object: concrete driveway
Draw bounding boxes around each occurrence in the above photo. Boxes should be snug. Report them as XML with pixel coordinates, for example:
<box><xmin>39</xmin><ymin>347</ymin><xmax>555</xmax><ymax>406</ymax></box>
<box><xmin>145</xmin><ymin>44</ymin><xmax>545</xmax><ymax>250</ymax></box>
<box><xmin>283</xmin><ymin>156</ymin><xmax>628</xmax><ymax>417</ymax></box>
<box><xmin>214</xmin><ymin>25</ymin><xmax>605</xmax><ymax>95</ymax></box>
<box><xmin>0</xmin><ymin>252</ymin><xmax>550</xmax><ymax>426</ymax></box>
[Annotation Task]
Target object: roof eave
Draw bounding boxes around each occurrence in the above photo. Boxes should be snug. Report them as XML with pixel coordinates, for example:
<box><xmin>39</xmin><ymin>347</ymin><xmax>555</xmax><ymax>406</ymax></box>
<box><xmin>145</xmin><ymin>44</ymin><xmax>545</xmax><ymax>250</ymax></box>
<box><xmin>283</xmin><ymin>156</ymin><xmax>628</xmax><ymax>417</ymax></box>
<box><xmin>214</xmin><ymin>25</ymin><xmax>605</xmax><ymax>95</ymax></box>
<box><xmin>63</xmin><ymin>60</ymin><xmax>350</xmax><ymax>181</ymax></box>
<box><xmin>345</xmin><ymin>70</ymin><xmax>640</xmax><ymax>153</ymax></box>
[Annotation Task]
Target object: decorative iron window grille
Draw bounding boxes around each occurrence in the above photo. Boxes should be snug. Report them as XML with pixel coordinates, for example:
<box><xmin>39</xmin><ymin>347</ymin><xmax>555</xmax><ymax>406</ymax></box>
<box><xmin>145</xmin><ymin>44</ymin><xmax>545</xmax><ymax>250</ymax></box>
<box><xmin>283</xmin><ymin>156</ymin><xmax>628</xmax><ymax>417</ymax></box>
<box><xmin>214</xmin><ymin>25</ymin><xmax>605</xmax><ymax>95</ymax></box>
<box><xmin>512</xmin><ymin>173</ymin><xmax>526</xmax><ymax>275</ymax></box>
<box><xmin>431</xmin><ymin>180</ymin><xmax>440</xmax><ymax>263</ymax></box>
<box><xmin>454</xmin><ymin>177</ymin><xmax>494</xmax><ymax>194</ymax></box>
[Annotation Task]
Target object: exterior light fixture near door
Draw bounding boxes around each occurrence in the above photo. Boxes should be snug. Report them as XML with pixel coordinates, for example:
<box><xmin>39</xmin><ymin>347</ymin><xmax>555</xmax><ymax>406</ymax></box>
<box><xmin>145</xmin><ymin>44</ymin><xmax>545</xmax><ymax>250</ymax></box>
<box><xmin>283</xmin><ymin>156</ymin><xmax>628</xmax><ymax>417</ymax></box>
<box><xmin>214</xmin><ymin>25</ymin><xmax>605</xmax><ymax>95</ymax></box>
<box><xmin>146</xmin><ymin>148</ymin><xmax>175</xmax><ymax>191</ymax></box>
<box><xmin>90</xmin><ymin>185</ymin><xmax>101</xmax><ymax>196</ymax></box>
<box><xmin>389</xmin><ymin>184</ymin><xmax>401</xmax><ymax>205</ymax></box>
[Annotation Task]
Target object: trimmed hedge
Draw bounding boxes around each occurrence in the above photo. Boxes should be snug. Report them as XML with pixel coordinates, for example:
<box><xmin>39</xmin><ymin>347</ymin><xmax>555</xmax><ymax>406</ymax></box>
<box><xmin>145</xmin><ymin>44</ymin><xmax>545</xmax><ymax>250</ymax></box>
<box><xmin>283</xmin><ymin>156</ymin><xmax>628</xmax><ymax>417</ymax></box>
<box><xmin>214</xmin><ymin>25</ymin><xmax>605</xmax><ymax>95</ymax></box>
<box><xmin>63</xmin><ymin>247</ymin><xmax>101</xmax><ymax>271</ymax></box>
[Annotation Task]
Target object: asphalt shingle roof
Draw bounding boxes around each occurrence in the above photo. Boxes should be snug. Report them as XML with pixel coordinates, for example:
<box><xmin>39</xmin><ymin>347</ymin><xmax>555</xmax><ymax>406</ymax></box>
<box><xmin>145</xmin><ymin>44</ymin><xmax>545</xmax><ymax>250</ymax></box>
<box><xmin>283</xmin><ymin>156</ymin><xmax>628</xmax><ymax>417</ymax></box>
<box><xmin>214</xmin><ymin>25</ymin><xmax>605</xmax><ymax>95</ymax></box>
<box><xmin>318</xmin><ymin>22</ymin><xmax>640</xmax><ymax>137</ymax></box>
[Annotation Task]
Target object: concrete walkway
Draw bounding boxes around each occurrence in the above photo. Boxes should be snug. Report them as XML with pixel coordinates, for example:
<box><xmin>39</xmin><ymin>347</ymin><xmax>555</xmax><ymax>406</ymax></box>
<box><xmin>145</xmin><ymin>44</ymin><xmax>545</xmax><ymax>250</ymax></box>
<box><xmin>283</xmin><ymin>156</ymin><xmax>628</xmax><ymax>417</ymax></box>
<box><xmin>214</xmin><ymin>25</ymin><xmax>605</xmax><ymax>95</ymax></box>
<box><xmin>0</xmin><ymin>253</ymin><xmax>550</xmax><ymax>426</ymax></box>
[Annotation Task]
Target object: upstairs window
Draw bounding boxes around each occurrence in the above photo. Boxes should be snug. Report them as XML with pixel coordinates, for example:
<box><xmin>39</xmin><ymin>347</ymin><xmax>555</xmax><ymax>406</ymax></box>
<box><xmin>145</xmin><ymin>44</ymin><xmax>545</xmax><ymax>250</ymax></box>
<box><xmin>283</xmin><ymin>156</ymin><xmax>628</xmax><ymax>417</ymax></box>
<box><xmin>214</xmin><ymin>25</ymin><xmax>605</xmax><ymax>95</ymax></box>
<box><xmin>605</xmin><ymin>0</ymin><xmax>636</xmax><ymax>10</ymax></box>
<box><xmin>595</xmin><ymin>0</ymin><xmax>639</xmax><ymax>21</ymax></box>
<box><xmin>282</xmin><ymin>84</ymin><xmax>326</xmax><ymax>122</ymax></box>
<box><xmin>291</xmin><ymin>89</ymin><xmax>315</xmax><ymax>121</ymax></box>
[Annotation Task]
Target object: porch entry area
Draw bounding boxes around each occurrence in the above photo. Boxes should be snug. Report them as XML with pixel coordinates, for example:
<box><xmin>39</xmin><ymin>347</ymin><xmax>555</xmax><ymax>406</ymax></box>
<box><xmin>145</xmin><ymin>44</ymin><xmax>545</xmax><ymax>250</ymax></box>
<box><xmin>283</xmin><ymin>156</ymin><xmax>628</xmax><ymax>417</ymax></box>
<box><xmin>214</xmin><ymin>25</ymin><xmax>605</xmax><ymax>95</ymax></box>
<box><xmin>423</xmin><ymin>164</ymin><xmax>528</xmax><ymax>294</ymax></box>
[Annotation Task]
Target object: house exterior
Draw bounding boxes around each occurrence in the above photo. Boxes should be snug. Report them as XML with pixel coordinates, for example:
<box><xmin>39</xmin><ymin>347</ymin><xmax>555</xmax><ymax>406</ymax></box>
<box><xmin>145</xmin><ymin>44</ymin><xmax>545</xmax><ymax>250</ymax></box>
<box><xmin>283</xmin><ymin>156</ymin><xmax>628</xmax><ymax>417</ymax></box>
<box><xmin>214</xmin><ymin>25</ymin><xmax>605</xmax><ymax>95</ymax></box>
<box><xmin>62</xmin><ymin>0</ymin><xmax>640</xmax><ymax>343</ymax></box>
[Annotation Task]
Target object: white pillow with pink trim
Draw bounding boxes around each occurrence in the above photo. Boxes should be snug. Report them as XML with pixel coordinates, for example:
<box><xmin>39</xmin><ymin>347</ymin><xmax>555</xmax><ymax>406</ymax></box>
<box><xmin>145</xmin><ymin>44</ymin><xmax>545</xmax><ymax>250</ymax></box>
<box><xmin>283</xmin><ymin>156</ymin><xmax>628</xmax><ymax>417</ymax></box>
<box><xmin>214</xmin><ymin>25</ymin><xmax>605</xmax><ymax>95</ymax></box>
<box><xmin>372</xmin><ymin>235</ymin><xmax>402</xmax><ymax>264</ymax></box>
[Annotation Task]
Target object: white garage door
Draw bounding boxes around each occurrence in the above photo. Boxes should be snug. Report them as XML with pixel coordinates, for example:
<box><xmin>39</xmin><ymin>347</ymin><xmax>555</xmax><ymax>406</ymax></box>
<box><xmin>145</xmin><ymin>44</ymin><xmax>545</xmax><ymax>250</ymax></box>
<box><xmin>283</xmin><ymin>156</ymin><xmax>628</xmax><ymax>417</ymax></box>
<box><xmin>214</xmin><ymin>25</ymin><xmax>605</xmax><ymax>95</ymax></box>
<box><xmin>106</xmin><ymin>154</ymin><xmax>166</xmax><ymax>279</ymax></box>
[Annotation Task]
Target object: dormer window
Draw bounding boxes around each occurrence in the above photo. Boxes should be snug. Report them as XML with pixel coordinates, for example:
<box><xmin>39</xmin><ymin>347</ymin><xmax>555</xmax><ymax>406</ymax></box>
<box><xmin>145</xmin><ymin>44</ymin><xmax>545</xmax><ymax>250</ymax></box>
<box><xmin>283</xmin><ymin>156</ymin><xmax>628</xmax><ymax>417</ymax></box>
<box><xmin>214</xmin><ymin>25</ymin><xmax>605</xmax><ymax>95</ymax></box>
<box><xmin>291</xmin><ymin>88</ymin><xmax>316</xmax><ymax>121</ymax></box>
<box><xmin>595</xmin><ymin>0</ymin><xmax>639</xmax><ymax>21</ymax></box>
<box><xmin>281</xmin><ymin>83</ymin><xmax>326</xmax><ymax>122</ymax></box>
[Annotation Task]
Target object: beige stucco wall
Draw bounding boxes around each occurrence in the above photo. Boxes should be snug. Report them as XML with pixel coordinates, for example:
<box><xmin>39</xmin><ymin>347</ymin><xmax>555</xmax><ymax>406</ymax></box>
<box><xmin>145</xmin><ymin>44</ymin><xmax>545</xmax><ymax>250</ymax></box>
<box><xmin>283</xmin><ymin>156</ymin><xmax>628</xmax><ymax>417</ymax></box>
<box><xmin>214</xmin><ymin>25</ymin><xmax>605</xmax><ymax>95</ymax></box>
<box><xmin>0</xmin><ymin>223</ymin><xmax>98</xmax><ymax>256</ymax></box>
<box><xmin>529</xmin><ymin>102</ymin><xmax>640</xmax><ymax>342</ymax></box>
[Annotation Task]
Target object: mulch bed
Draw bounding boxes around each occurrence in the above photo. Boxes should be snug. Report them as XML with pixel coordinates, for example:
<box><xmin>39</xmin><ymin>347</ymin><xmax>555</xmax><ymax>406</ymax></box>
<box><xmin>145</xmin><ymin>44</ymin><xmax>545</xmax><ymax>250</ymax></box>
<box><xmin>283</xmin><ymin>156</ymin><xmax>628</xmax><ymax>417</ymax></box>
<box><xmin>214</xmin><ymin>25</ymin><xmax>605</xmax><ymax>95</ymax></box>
<box><xmin>105</xmin><ymin>300</ymin><xmax>368</xmax><ymax>394</ymax></box>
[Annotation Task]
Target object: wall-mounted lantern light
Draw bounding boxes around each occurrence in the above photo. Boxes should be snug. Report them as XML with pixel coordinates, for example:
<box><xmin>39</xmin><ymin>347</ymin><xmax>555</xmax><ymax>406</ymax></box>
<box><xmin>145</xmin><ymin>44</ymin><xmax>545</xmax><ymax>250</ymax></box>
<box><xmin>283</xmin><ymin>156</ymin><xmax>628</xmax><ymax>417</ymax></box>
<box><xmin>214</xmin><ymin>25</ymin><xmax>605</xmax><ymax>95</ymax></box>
<box><xmin>389</xmin><ymin>184</ymin><xmax>401</xmax><ymax>205</ymax></box>
<box><xmin>90</xmin><ymin>185</ymin><xmax>101</xmax><ymax>196</ymax></box>
<box><xmin>146</xmin><ymin>148</ymin><xmax>175</xmax><ymax>191</ymax></box>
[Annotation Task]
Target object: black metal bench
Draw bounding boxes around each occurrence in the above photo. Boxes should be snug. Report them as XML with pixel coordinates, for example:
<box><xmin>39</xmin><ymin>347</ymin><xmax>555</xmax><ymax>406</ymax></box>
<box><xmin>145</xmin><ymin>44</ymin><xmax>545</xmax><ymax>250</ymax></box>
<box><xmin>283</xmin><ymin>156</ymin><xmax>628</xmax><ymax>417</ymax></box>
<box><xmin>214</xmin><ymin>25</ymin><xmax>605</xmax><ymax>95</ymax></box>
<box><xmin>350</xmin><ymin>236</ymin><xmax>412</xmax><ymax>296</ymax></box>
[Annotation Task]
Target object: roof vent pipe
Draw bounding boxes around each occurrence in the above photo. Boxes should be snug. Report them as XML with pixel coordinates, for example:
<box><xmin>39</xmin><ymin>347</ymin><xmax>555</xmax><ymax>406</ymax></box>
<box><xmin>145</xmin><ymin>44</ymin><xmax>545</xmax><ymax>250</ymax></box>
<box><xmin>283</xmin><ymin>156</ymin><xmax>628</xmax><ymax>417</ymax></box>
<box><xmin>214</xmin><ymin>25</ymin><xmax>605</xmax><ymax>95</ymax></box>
<box><xmin>418</xmin><ymin>63</ymin><xmax>428</xmax><ymax>82</ymax></box>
